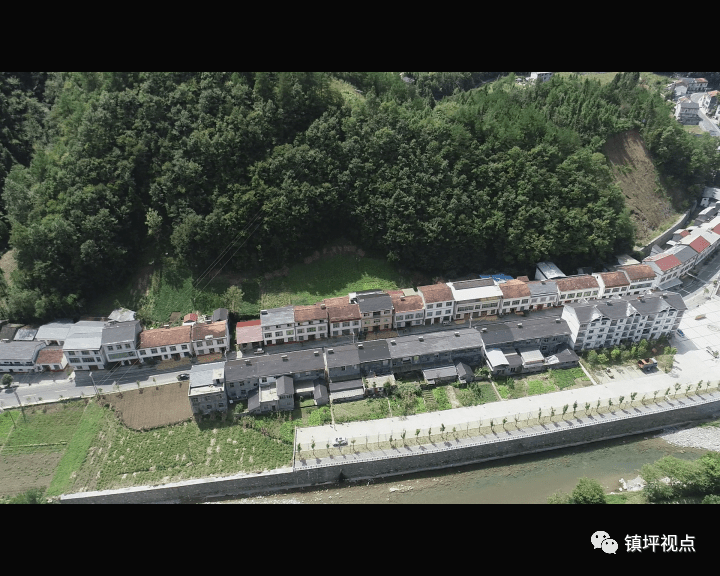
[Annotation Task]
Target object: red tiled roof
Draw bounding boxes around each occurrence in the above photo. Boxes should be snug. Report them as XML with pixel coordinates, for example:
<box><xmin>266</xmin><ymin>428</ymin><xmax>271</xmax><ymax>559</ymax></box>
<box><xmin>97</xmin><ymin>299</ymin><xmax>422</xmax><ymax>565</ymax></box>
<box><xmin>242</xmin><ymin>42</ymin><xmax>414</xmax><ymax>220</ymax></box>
<box><xmin>35</xmin><ymin>347</ymin><xmax>64</xmax><ymax>365</ymax></box>
<box><xmin>323</xmin><ymin>297</ymin><xmax>361</xmax><ymax>322</ymax></box>
<box><xmin>236</xmin><ymin>323</ymin><xmax>263</xmax><ymax>345</ymax></box>
<box><xmin>619</xmin><ymin>265</ymin><xmax>656</xmax><ymax>282</ymax></box>
<box><xmin>390</xmin><ymin>294</ymin><xmax>424</xmax><ymax>313</ymax></box>
<box><xmin>191</xmin><ymin>321</ymin><xmax>227</xmax><ymax>341</ymax></box>
<box><xmin>418</xmin><ymin>283</ymin><xmax>454</xmax><ymax>304</ymax></box>
<box><xmin>139</xmin><ymin>325</ymin><xmax>192</xmax><ymax>348</ymax></box>
<box><xmin>499</xmin><ymin>280</ymin><xmax>532</xmax><ymax>299</ymax></box>
<box><xmin>183</xmin><ymin>313</ymin><xmax>198</xmax><ymax>322</ymax></box>
<box><xmin>598</xmin><ymin>271</ymin><xmax>630</xmax><ymax>288</ymax></box>
<box><xmin>679</xmin><ymin>230</ymin><xmax>690</xmax><ymax>237</ymax></box>
<box><xmin>645</xmin><ymin>254</ymin><xmax>682</xmax><ymax>272</ymax></box>
<box><xmin>293</xmin><ymin>304</ymin><xmax>328</xmax><ymax>323</ymax></box>
<box><xmin>689</xmin><ymin>236</ymin><xmax>710</xmax><ymax>254</ymax></box>
<box><xmin>713</xmin><ymin>223</ymin><xmax>720</xmax><ymax>235</ymax></box>
<box><xmin>555</xmin><ymin>275</ymin><xmax>600</xmax><ymax>292</ymax></box>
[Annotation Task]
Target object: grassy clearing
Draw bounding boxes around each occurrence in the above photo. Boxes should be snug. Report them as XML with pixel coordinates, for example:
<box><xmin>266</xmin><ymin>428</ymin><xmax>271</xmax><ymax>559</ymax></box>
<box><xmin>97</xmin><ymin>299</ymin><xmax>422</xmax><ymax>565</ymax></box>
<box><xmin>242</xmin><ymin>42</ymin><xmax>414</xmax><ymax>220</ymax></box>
<box><xmin>455</xmin><ymin>382</ymin><xmax>498</xmax><ymax>407</ymax></box>
<box><xmin>0</xmin><ymin>410</ymin><xmax>17</xmax><ymax>445</ymax></box>
<box><xmin>332</xmin><ymin>78</ymin><xmax>365</xmax><ymax>108</ymax></box>
<box><xmin>682</xmin><ymin>124</ymin><xmax>705</xmax><ymax>135</ymax></box>
<box><xmin>2</xmin><ymin>401</ymin><xmax>86</xmax><ymax>455</ymax></box>
<box><xmin>554</xmin><ymin>72</ymin><xmax>672</xmax><ymax>90</ymax></box>
<box><xmin>432</xmin><ymin>387</ymin><xmax>452</xmax><ymax>410</ymax></box>
<box><xmin>549</xmin><ymin>367</ymin><xmax>589</xmax><ymax>390</ymax></box>
<box><xmin>494</xmin><ymin>367</ymin><xmax>589</xmax><ymax>400</ymax></box>
<box><xmin>46</xmin><ymin>402</ymin><xmax>104</xmax><ymax>497</ymax></box>
<box><xmin>332</xmin><ymin>398</ymin><xmax>390</xmax><ymax>424</ymax></box>
<box><xmin>527</xmin><ymin>379</ymin><xmax>557</xmax><ymax>396</ymax></box>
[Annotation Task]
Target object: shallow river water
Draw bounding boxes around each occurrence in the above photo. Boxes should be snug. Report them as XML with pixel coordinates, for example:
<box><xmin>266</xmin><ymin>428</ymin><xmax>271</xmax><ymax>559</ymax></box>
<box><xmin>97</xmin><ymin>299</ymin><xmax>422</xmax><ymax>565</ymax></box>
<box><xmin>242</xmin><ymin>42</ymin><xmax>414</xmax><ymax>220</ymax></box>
<box><xmin>214</xmin><ymin>429</ymin><xmax>711</xmax><ymax>504</ymax></box>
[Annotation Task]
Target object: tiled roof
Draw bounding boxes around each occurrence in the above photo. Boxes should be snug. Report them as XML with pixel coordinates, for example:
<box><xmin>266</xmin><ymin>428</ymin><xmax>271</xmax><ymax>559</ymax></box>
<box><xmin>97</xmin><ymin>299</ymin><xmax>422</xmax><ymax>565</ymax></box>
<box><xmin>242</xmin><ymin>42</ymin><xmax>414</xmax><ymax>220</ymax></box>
<box><xmin>35</xmin><ymin>346</ymin><xmax>65</xmax><ymax>365</ymax></box>
<box><xmin>679</xmin><ymin>230</ymin><xmax>690</xmax><ymax>237</ymax></box>
<box><xmin>293</xmin><ymin>304</ymin><xmax>328</xmax><ymax>323</ymax></box>
<box><xmin>555</xmin><ymin>275</ymin><xmax>600</xmax><ymax>292</ymax></box>
<box><xmin>183</xmin><ymin>313</ymin><xmax>198</xmax><ymax>322</ymax></box>
<box><xmin>516</xmin><ymin>276</ymin><xmax>530</xmax><ymax>283</ymax></box>
<box><xmin>644</xmin><ymin>253</ymin><xmax>682</xmax><ymax>271</ymax></box>
<box><xmin>323</xmin><ymin>297</ymin><xmax>361</xmax><ymax>322</ymax></box>
<box><xmin>619</xmin><ymin>265</ymin><xmax>655</xmax><ymax>282</ymax></box>
<box><xmin>688</xmin><ymin>235</ymin><xmax>710</xmax><ymax>254</ymax></box>
<box><xmin>390</xmin><ymin>293</ymin><xmax>424</xmax><ymax>313</ymax></box>
<box><xmin>139</xmin><ymin>325</ymin><xmax>191</xmax><ymax>348</ymax></box>
<box><xmin>236</xmin><ymin>321</ymin><xmax>263</xmax><ymax>345</ymax></box>
<box><xmin>499</xmin><ymin>280</ymin><xmax>531</xmax><ymax>299</ymax></box>
<box><xmin>417</xmin><ymin>283</ymin><xmax>454</xmax><ymax>304</ymax></box>
<box><xmin>598</xmin><ymin>271</ymin><xmax>630</xmax><ymax>288</ymax></box>
<box><xmin>192</xmin><ymin>321</ymin><xmax>227</xmax><ymax>341</ymax></box>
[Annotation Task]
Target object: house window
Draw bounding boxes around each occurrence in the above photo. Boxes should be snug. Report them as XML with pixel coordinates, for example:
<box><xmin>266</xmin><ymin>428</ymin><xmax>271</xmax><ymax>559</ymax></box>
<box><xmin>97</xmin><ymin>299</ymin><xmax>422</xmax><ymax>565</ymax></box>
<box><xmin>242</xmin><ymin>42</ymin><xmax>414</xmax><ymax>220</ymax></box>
<box><xmin>160</xmin><ymin>347</ymin><xmax>167</xmax><ymax>353</ymax></box>
<box><xmin>139</xmin><ymin>350</ymin><xmax>146</xmax><ymax>355</ymax></box>
<box><xmin>125</xmin><ymin>343</ymin><xmax>131</xmax><ymax>349</ymax></box>
<box><xmin>151</xmin><ymin>348</ymin><xmax>157</xmax><ymax>354</ymax></box>
<box><xmin>192</xmin><ymin>398</ymin><xmax>198</xmax><ymax>403</ymax></box>
<box><xmin>297</xmin><ymin>328</ymin><xmax>305</xmax><ymax>333</ymax></box>
<box><xmin>265</xmin><ymin>333</ymin><xmax>272</xmax><ymax>338</ymax></box>
<box><xmin>181</xmin><ymin>345</ymin><xmax>188</xmax><ymax>350</ymax></box>
<box><xmin>107</xmin><ymin>345</ymin><xmax>113</xmax><ymax>351</ymax></box>
<box><xmin>170</xmin><ymin>346</ymin><xmax>177</xmax><ymax>352</ymax></box>
<box><xmin>275</xmin><ymin>332</ymin><xmax>282</xmax><ymax>337</ymax></box>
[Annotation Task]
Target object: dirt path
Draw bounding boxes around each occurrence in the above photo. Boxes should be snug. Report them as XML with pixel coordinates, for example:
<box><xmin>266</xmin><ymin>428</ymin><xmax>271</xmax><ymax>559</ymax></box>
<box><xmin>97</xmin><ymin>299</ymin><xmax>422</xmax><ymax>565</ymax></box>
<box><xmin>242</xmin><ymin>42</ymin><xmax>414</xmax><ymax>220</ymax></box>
<box><xmin>446</xmin><ymin>386</ymin><xmax>462</xmax><ymax>409</ymax></box>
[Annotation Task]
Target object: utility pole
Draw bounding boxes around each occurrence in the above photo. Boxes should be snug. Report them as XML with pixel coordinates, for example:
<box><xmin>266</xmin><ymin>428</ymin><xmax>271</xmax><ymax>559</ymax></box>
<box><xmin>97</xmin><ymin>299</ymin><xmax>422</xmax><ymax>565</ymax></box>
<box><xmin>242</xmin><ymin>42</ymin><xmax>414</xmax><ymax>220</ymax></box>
<box><xmin>13</xmin><ymin>389</ymin><xmax>26</xmax><ymax>422</ymax></box>
<box><xmin>90</xmin><ymin>371</ymin><xmax>98</xmax><ymax>396</ymax></box>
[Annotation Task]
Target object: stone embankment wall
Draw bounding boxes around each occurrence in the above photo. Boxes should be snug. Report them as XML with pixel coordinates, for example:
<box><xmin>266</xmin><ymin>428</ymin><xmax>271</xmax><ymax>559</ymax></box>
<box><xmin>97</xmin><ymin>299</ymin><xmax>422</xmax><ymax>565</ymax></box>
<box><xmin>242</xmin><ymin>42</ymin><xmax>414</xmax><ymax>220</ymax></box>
<box><xmin>61</xmin><ymin>395</ymin><xmax>720</xmax><ymax>503</ymax></box>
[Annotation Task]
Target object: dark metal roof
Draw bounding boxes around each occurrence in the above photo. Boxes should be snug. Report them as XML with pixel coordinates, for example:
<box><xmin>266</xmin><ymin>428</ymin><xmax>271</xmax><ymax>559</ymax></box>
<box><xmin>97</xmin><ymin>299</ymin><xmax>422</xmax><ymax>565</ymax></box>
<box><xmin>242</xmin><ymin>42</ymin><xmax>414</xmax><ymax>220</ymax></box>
<box><xmin>479</xmin><ymin>318</ymin><xmax>571</xmax><ymax>347</ymax></box>
<box><xmin>388</xmin><ymin>329</ymin><xmax>485</xmax><ymax>359</ymax></box>
<box><xmin>211</xmin><ymin>308</ymin><xmax>229</xmax><ymax>322</ymax></box>
<box><xmin>248</xmin><ymin>390</ymin><xmax>260</xmax><ymax>411</ymax></box>
<box><xmin>328</xmin><ymin>378</ymin><xmax>364</xmax><ymax>393</ymax></box>
<box><xmin>356</xmin><ymin>340</ymin><xmax>391</xmax><ymax>362</ymax></box>
<box><xmin>225</xmin><ymin>348</ymin><xmax>325</xmax><ymax>381</ymax></box>
<box><xmin>324</xmin><ymin>344</ymin><xmax>361</xmax><ymax>369</ymax></box>
<box><xmin>451</xmin><ymin>278</ymin><xmax>494</xmax><ymax>289</ymax></box>
<box><xmin>355</xmin><ymin>292</ymin><xmax>393</xmax><ymax>313</ymax></box>
<box><xmin>276</xmin><ymin>375</ymin><xmax>294</xmax><ymax>396</ymax></box>
<box><xmin>101</xmin><ymin>320</ymin><xmax>141</xmax><ymax>345</ymax></box>
<box><xmin>313</xmin><ymin>382</ymin><xmax>329</xmax><ymax>404</ymax></box>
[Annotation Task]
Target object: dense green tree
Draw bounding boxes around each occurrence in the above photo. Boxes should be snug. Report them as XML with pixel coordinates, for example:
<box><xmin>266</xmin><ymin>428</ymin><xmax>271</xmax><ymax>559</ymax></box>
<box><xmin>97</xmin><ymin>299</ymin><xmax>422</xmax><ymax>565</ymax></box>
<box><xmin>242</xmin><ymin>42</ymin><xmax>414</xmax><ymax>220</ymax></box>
<box><xmin>570</xmin><ymin>477</ymin><xmax>607</xmax><ymax>504</ymax></box>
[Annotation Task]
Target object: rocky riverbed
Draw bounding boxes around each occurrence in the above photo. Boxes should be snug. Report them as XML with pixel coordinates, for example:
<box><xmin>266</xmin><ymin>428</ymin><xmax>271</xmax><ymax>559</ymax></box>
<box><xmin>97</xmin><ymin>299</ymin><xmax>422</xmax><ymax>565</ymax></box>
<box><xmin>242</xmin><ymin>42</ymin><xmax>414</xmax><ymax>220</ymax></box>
<box><xmin>655</xmin><ymin>421</ymin><xmax>720</xmax><ymax>452</ymax></box>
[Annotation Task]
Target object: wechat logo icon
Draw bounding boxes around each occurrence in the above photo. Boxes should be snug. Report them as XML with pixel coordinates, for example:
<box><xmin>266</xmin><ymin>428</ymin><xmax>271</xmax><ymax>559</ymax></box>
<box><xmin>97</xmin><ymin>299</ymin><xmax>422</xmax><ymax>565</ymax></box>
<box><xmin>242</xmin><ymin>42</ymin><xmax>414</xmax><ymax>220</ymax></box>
<box><xmin>592</xmin><ymin>531</ymin><xmax>618</xmax><ymax>554</ymax></box>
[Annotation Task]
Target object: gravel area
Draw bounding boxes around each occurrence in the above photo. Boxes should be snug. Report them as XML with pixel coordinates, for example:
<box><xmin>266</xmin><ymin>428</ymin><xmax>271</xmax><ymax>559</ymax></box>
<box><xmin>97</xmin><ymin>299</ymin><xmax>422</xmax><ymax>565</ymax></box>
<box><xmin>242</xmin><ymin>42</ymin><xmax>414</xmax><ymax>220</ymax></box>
<box><xmin>655</xmin><ymin>421</ymin><xmax>720</xmax><ymax>452</ymax></box>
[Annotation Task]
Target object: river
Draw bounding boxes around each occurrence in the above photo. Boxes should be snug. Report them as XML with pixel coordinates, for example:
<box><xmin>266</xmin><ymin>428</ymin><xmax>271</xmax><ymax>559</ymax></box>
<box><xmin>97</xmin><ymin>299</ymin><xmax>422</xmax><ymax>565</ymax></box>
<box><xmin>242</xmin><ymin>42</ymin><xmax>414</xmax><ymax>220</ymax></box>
<box><xmin>213</xmin><ymin>428</ymin><xmax>711</xmax><ymax>504</ymax></box>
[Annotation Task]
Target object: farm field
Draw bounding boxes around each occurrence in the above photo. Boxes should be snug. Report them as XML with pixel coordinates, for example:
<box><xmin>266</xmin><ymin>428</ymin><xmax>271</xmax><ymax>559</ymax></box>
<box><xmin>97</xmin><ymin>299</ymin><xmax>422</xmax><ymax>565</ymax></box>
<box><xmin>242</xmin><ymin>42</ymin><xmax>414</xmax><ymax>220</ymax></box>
<box><xmin>454</xmin><ymin>382</ymin><xmax>499</xmax><ymax>407</ymax></box>
<box><xmin>98</xmin><ymin>382</ymin><xmax>193</xmax><ymax>430</ymax></box>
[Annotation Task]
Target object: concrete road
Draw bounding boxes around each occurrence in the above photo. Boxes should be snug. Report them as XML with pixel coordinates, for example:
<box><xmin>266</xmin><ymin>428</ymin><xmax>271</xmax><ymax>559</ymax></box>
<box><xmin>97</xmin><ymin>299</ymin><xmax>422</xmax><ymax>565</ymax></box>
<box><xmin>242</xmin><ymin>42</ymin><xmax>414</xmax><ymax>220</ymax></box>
<box><xmin>690</xmin><ymin>92</ymin><xmax>720</xmax><ymax>137</ymax></box>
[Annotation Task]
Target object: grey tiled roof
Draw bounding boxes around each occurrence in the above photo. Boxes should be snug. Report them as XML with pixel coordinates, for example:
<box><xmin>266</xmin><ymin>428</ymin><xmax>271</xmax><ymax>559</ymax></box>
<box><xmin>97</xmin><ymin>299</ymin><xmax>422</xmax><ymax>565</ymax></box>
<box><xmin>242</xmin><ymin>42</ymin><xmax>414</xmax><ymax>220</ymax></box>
<box><xmin>357</xmin><ymin>340</ymin><xmax>391</xmax><ymax>362</ymax></box>
<box><xmin>325</xmin><ymin>344</ymin><xmax>361</xmax><ymax>369</ymax></box>
<box><xmin>101</xmin><ymin>321</ymin><xmax>141</xmax><ymax>345</ymax></box>
<box><xmin>478</xmin><ymin>318</ymin><xmax>571</xmax><ymax>347</ymax></box>
<box><xmin>260</xmin><ymin>306</ymin><xmax>295</xmax><ymax>327</ymax></box>
<box><xmin>355</xmin><ymin>292</ymin><xmax>392</xmax><ymax>313</ymax></box>
<box><xmin>0</xmin><ymin>341</ymin><xmax>46</xmax><ymax>362</ymax></box>
<box><xmin>387</xmin><ymin>329</ymin><xmax>484</xmax><ymax>359</ymax></box>
<box><xmin>225</xmin><ymin>348</ymin><xmax>325</xmax><ymax>381</ymax></box>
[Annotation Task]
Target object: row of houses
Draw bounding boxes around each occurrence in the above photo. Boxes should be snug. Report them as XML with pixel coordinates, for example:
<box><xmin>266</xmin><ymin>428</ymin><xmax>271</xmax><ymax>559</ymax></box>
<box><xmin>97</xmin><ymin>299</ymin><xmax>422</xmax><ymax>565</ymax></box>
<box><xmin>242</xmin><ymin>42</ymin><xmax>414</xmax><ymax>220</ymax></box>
<box><xmin>0</xmin><ymin>309</ymin><xmax>231</xmax><ymax>374</ymax></box>
<box><xmin>235</xmin><ymin>255</ymin><xmax>683</xmax><ymax>352</ymax></box>
<box><xmin>667</xmin><ymin>77</ymin><xmax>709</xmax><ymax>97</ymax></box>
<box><xmin>191</xmin><ymin>286</ymin><xmax>687</xmax><ymax>416</ymax></box>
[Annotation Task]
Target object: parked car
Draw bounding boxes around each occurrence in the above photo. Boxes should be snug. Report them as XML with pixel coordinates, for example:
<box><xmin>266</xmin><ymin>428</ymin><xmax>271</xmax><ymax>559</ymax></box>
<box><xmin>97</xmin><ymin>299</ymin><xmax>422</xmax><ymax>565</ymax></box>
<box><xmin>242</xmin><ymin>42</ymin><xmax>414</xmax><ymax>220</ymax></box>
<box><xmin>177</xmin><ymin>373</ymin><xmax>190</xmax><ymax>381</ymax></box>
<box><xmin>676</xmin><ymin>329</ymin><xmax>685</xmax><ymax>338</ymax></box>
<box><xmin>332</xmin><ymin>437</ymin><xmax>348</xmax><ymax>447</ymax></box>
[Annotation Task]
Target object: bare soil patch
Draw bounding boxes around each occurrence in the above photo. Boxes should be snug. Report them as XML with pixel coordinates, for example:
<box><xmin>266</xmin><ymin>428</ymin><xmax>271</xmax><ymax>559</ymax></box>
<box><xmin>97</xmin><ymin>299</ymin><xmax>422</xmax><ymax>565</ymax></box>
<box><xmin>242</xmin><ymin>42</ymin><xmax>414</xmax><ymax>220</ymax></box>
<box><xmin>602</xmin><ymin>130</ymin><xmax>684</xmax><ymax>245</ymax></box>
<box><xmin>0</xmin><ymin>452</ymin><xmax>63</xmax><ymax>498</ymax></box>
<box><xmin>99</xmin><ymin>382</ymin><xmax>193</xmax><ymax>430</ymax></box>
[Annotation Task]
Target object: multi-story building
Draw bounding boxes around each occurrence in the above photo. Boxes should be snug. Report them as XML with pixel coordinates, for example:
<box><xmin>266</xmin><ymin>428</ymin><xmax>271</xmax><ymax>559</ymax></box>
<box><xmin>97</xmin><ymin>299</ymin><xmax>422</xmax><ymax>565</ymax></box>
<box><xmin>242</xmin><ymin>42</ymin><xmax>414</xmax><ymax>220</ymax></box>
<box><xmin>675</xmin><ymin>97</ymin><xmax>701</xmax><ymax>124</ymax></box>
<box><xmin>260</xmin><ymin>306</ymin><xmax>296</xmax><ymax>346</ymax></box>
<box><xmin>0</xmin><ymin>341</ymin><xmax>47</xmax><ymax>373</ymax></box>
<box><xmin>387</xmin><ymin>328</ymin><xmax>485</xmax><ymax>375</ymax></box>
<box><xmin>667</xmin><ymin>244</ymin><xmax>699</xmax><ymax>277</ymax></box>
<box><xmin>101</xmin><ymin>320</ymin><xmax>142</xmax><ymax>366</ymax></box>
<box><xmin>34</xmin><ymin>346</ymin><xmax>67</xmax><ymax>372</ymax></box>
<box><xmin>561</xmin><ymin>292</ymin><xmax>686</xmax><ymax>352</ymax></box>
<box><xmin>448</xmin><ymin>279</ymin><xmax>503</xmax><ymax>320</ymax></box>
<box><xmin>530</xmin><ymin>72</ymin><xmax>553</xmax><ymax>83</ymax></box>
<box><xmin>236</xmin><ymin>319</ymin><xmax>263</xmax><ymax>353</ymax></box>
<box><xmin>680</xmin><ymin>77</ymin><xmax>708</xmax><ymax>93</ymax></box>
<box><xmin>293</xmin><ymin>303</ymin><xmax>328</xmax><ymax>342</ymax></box>
<box><xmin>188</xmin><ymin>361</ymin><xmax>227</xmax><ymax>415</ymax></box>
<box><xmin>137</xmin><ymin>325</ymin><xmax>193</xmax><ymax>362</ymax></box>
<box><xmin>618</xmin><ymin>264</ymin><xmax>657</xmax><ymax>294</ymax></box>
<box><xmin>351</xmin><ymin>290</ymin><xmax>393</xmax><ymax>333</ymax></box>
<box><xmin>498</xmin><ymin>280</ymin><xmax>532</xmax><ymax>315</ymax></box>
<box><xmin>525</xmin><ymin>280</ymin><xmax>559</xmax><ymax>310</ymax></box>
<box><xmin>324</xmin><ymin>296</ymin><xmax>362</xmax><ymax>337</ymax></box>
<box><xmin>555</xmin><ymin>276</ymin><xmax>600</xmax><ymax>305</ymax></box>
<box><xmin>62</xmin><ymin>321</ymin><xmax>107</xmax><ymax>370</ymax></box>
<box><xmin>643</xmin><ymin>252</ymin><xmax>684</xmax><ymax>289</ymax></box>
<box><xmin>417</xmin><ymin>283</ymin><xmax>455</xmax><ymax>325</ymax></box>
<box><xmin>389</xmin><ymin>289</ymin><xmax>425</xmax><ymax>329</ymax></box>
<box><xmin>191</xmin><ymin>320</ymin><xmax>230</xmax><ymax>357</ymax></box>
<box><xmin>593</xmin><ymin>271</ymin><xmax>631</xmax><ymax>299</ymax></box>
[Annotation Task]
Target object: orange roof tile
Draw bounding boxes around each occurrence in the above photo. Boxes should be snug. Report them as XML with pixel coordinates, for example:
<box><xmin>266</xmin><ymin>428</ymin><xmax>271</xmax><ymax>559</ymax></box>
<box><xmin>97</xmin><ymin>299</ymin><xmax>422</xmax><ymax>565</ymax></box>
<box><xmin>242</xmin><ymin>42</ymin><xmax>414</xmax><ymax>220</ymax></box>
<box><xmin>139</xmin><ymin>325</ymin><xmax>192</xmax><ymax>348</ymax></box>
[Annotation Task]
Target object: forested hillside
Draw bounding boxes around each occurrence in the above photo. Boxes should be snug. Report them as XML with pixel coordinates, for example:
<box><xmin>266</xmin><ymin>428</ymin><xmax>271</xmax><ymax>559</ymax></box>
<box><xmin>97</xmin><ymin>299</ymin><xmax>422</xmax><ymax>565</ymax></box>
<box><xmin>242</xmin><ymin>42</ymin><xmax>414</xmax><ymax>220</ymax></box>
<box><xmin>1</xmin><ymin>71</ymin><xmax>718</xmax><ymax>323</ymax></box>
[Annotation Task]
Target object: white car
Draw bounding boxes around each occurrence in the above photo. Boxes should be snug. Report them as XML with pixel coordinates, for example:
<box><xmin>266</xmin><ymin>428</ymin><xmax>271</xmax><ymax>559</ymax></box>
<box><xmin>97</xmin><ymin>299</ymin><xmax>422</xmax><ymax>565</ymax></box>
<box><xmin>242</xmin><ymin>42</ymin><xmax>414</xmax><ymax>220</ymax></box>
<box><xmin>332</xmin><ymin>437</ymin><xmax>348</xmax><ymax>447</ymax></box>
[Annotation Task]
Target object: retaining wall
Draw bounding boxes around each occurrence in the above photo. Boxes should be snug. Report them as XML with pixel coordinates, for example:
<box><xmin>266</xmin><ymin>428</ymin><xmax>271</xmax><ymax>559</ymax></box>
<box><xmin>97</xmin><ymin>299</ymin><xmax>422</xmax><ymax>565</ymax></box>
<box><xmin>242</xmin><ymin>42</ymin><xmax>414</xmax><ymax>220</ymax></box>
<box><xmin>635</xmin><ymin>201</ymin><xmax>696</xmax><ymax>258</ymax></box>
<box><xmin>61</xmin><ymin>394</ymin><xmax>720</xmax><ymax>503</ymax></box>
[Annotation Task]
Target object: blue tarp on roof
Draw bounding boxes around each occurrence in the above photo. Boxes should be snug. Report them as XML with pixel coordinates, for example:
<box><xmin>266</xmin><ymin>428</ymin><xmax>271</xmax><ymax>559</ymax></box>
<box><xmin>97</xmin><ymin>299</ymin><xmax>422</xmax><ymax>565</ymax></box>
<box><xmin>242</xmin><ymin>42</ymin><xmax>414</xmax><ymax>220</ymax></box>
<box><xmin>478</xmin><ymin>274</ymin><xmax>514</xmax><ymax>283</ymax></box>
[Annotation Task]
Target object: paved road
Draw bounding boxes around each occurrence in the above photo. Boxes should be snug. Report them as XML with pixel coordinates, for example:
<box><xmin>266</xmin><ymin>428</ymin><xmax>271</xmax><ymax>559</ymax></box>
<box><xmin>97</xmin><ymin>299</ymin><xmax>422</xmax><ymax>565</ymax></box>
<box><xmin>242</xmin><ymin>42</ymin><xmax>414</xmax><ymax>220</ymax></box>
<box><xmin>690</xmin><ymin>92</ymin><xmax>720</xmax><ymax>137</ymax></box>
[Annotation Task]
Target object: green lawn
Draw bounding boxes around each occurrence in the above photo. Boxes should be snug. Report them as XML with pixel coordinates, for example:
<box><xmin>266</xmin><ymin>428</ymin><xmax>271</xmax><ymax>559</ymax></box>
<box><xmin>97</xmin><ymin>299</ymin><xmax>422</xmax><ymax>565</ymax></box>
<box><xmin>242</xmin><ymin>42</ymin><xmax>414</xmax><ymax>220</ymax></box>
<box><xmin>332</xmin><ymin>398</ymin><xmax>390</xmax><ymax>423</ymax></box>
<box><xmin>432</xmin><ymin>387</ymin><xmax>452</xmax><ymax>410</ymax></box>
<box><xmin>455</xmin><ymin>382</ymin><xmax>498</xmax><ymax>407</ymax></box>
<box><xmin>0</xmin><ymin>410</ymin><xmax>17</xmax><ymax>445</ymax></box>
<box><xmin>3</xmin><ymin>402</ymin><xmax>86</xmax><ymax>455</ymax></box>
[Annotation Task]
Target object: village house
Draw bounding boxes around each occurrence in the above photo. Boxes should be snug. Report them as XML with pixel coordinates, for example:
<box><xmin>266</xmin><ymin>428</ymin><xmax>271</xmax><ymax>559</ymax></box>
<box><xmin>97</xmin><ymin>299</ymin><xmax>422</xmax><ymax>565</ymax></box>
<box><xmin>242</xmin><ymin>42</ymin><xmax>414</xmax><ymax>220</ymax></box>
<box><xmin>62</xmin><ymin>321</ymin><xmax>107</xmax><ymax>370</ymax></box>
<box><xmin>534</xmin><ymin>261</ymin><xmax>566</xmax><ymax>281</ymax></box>
<box><xmin>675</xmin><ymin>97</ymin><xmax>701</xmax><ymax>125</ymax></box>
<box><xmin>0</xmin><ymin>341</ymin><xmax>47</xmax><ymax>373</ymax></box>
<box><xmin>324</xmin><ymin>296</ymin><xmax>362</xmax><ymax>337</ymax></box>
<box><xmin>593</xmin><ymin>271</ymin><xmax>631</xmax><ymax>299</ymax></box>
<box><xmin>34</xmin><ymin>346</ymin><xmax>67</xmax><ymax>372</ymax></box>
<box><xmin>448</xmin><ymin>279</ymin><xmax>503</xmax><ymax>320</ymax></box>
<box><xmin>34</xmin><ymin>320</ymin><xmax>74</xmax><ymax>347</ymax></box>
<box><xmin>235</xmin><ymin>319</ymin><xmax>263</xmax><ymax>353</ymax></box>
<box><xmin>387</xmin><ymin>328</ymin><xmax>485</xmax><ymax>376</ymax></box>
<box><xmin>643</xmin><ymin>252</ymin><xmax>684</xmax><ymax>290</ymax></box>
<box><xmin>678</xmin><ymin>229</ymin><xmax>720</xmax><ymax>266</ymax></box>
<box><xmin>617</xmin><ymin>264</ymin><xmax>657</xmax><ymax>294</ymax></box>
<box><xmin>561</xmin><ymin>291</ymin><xmax>686</xmax><ymax>352</ymax></box>
<box><xmin>188</xmin><ymin>361</ymin><xmax>227</xmax><ymax>415</ymax></box>
<box><xmin>478</xmin><ymin>317</ymin><xmax>576</xmax><ymax>376</ymax></box>
<box><xmin>260</xmin><ymin>306</ymin><xmax>296</xmax><ymax>346</ymax></box>
<box><xmin>389</xmin><ymin>289</ymin><xmax>425</xmax><ymax>329</ymax></box>
<box><xmin>14</xmin><ymin>326</ymin><xmax>38</xmax><ymax>341</ymax></box>
<box><xmin>524</xmin><ymin>280</ymin><xmax>559</xmax><ymax>310</ymax></box>
<box><xmin>666</xmin><ymin>244</ymin><xmax>700</xmax><ymax>277</ymax></box>
<box><xmin>137</xmin><ymin>325</ymin><xmax>192</xmax><ymax>362</ymax></box>
<box><xmin>351</xmin><ymin>290</ymin><xmax>393</xmax><ymax>333</ymax></box>
<box><xmin>554</xmin><ymin>275</ymin><xmax>600</xmax><ymax>305</ymax></box>
<box><xmin>0</xmin><ymin>323</ymin><xmax>22</xmax><ymax>343</ymax></box>
<box><xmin>182</xmin><ymin>313</ymin><xmax>198</xmax><ymax>326</ymax></box>
<box><xmin>498</xmin><ymin>280</ymin><xmax>532</xmax><ymax>315</ymax></box>
<box><xmin>101</xmin><ymin>320</ymin><xmax>142</xmax><ymax>367</ymax></box>
<box><xmin>293</xmin><ymin>303</ymin><xmax>328</xmax><ymax>342</ymax></box>
<box><xmin>191</xmin><ymin>320</ymin><xmax>230</xmax><ymax>357</ymax></box>
<box><xmin>699</xmin><ymin>90</ymin><xmax>718</xmax><ymax>113</ymax></box>
<box><xmin>680</xmin><ymin>77</ymin><xmax>708</xmax><ymax>93</ymax></box>
<box><xmin>417</xmin><ymin>283</ymin><xmax>455</xmax><ymax>325</ymax></box>
<box><xmin>530</xmin><ymin>72</ymin><xmax>553</xmax><ymax>83</ymax></box>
